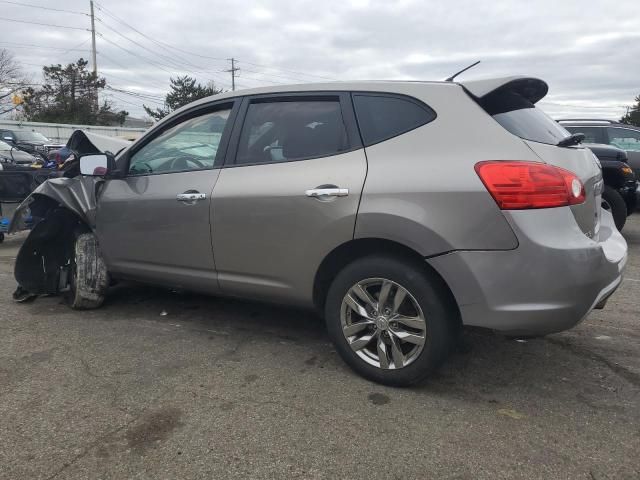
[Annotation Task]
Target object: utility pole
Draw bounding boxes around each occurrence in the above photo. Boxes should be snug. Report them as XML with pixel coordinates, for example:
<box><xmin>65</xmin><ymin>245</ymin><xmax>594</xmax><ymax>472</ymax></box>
<box><xmin>90</xmin><ymin>0</ymin><xmax>97</xmax><ymax>75</ymax></box>
<box><xmin>89</xmin><ymin>0</ymin><xmax>98</xmax><ymax>112</ymax></box>
<box><xmin>226</xmin><ymin>58</ymin><xmax>239</xmax><ymax>91</ymax></box>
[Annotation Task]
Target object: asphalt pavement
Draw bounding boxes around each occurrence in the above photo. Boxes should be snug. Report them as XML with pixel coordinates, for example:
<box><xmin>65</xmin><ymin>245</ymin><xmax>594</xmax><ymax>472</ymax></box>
<box><xmin>0</xmin><ymin>217</ymin><xmax>638</xmax><ymax>479</ymax></box>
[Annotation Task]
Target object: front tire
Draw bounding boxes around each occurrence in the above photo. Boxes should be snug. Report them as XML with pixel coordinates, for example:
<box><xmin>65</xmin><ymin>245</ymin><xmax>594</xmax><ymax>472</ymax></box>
<box><xmin>602</xmin><ymin>186</ymin><xmax>627</xmax><ymax>231</ymax></box>
<box><xmin>325</xmin><ymin>255</ymin><xmax>456</xmax><ymax>386</ymax></box>
<box><xmin>67</xmin><ymin>232</ymin><xmax>109</xmax><ymax>309</ymax></box>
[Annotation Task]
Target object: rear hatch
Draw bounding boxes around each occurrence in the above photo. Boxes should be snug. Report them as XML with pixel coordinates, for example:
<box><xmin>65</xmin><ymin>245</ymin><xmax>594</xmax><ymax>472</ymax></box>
<box><xmin>463</xmin><ymin>77</ymin><xmax>602</xmax><ymax>238</ymax></box>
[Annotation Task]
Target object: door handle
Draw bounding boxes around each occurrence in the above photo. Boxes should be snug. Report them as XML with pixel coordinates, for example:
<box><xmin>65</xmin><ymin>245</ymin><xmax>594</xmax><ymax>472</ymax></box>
<box><xmin>305</xmin><ymin>188</ymin><xmax>349</xmax><ymax>198</ymax></box>
<box><xmin>176</xmin><ymin>192</ymin><xmax>207</xmax><ymax>203</ymax></box>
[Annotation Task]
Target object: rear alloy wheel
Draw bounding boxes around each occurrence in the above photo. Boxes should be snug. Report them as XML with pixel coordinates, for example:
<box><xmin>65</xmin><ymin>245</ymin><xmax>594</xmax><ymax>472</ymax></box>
<box><xmin>341</xmin><ymin>278</ymin><xmax>426</xmax><ymax>370</ymax></box>
<box><xmin>325</xmin><ymin>256</ymin><xmax>455</xmax><ymax>386</ymax></box>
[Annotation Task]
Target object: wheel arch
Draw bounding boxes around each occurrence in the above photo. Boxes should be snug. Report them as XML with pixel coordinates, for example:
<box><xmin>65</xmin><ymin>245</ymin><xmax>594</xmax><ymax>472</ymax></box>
<box><xmin>313</xmin><ymin>237</ymin><xmax>461</xmax><ymax>326</ymax></box>
<box><xmin>14</xmin><ymin>203</ymin><xmax>91</xmax><ymax>294</ymax></box>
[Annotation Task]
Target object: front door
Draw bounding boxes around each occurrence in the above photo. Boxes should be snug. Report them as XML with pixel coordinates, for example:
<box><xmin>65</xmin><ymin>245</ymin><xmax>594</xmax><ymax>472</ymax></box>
<box><xmin>96</xmin><ymin>102</ymin><xmax>237</xmax><ymax>292</ymax></box>
<box><xmin>211</xmin><ymin>93</ymin><xmax>367</xmax><ymax>305</ymax></box>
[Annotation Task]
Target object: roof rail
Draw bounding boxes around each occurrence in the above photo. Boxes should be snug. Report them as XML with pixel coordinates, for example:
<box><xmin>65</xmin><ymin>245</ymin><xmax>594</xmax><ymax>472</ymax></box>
<box><xmin>557</xmin><ymin>119</ymin><xmax>616</xmax><ymax>124</ymax></box>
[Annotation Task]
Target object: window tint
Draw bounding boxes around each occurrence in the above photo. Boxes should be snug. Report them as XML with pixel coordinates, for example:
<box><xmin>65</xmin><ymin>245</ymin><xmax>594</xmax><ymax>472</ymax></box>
<box><xmin>608</xmin><ymin>127</ymin><xmax>640</xmax><ymax>152</ymax></box>
<box><xmin>128</xmin><ymin>108</ymin><xmax>231</xmax><ymax>175</ymax></box>
<box><xmin>236</xmin><ymin>99</ymin><xmax>348</xmax><ymax>165</ymax></box>
<box><xmin>563</xmin><ymin>126</ymin><xmax>605</xmax><ymax>144</ymax></box>
<box><xmin>353</xmin><ymin>94</ymin><xmax>436</xmax><ymax>146</ymax></box>
<box><xmin>481</xmin><ymin>90</ymin><xmax>569</xmax><ymax>145</ymax></box>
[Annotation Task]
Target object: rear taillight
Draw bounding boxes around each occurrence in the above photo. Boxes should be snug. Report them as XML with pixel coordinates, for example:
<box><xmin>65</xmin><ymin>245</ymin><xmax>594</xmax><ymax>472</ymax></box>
<box><xmin>475</xmin><ymin>161</ymin><xmax>586</xmax><ymax>210</ymax></box>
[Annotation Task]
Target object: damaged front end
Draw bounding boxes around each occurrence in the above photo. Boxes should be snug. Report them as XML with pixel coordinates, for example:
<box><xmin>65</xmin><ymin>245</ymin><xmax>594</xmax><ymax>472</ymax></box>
<box><xmin>11</xmin><ymin>176</ymin><xmax>102</xmax><ymax>298</ymax></box>
<box><xmin>10</xmin><ymin>130</ymin><xmax>131</xmax><ymax>300</ymax></box>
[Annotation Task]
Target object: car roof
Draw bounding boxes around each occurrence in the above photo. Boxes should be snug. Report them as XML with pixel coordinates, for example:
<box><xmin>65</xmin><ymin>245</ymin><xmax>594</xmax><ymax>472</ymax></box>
<box><xmin>160</xmin><ymin>75</ymin><xmax>546</xmax><ymax>127</ymax></box>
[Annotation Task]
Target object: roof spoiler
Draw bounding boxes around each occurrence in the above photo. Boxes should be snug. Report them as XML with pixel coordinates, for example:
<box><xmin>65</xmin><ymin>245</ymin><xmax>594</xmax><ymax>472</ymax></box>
<box><xmin>459</xmin><ymin>76</ymin><xmax>549</xmax><ymax>104</ymax></box>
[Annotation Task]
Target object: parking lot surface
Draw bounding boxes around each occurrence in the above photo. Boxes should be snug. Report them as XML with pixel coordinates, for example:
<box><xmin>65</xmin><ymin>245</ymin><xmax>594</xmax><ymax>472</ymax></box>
<box><xmin>0</xmin><ymin>218</ymin><xmax>639</xmax><ymax>480</ymax></box>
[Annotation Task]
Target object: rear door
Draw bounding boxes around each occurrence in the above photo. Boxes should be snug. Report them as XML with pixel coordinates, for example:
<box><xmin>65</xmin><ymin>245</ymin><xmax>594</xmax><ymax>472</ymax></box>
<box><xmin>210</xmin><ymin>93</ymin><xmax>366</xmax><ymax>305</ymax></box>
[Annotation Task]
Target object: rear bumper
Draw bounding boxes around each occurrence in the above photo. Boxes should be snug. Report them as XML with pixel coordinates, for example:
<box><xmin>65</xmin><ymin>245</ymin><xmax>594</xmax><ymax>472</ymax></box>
<box><xmin>428</xmin><ymin>207</ymin><xmax>627</xmax><ymax>336</ymax></box>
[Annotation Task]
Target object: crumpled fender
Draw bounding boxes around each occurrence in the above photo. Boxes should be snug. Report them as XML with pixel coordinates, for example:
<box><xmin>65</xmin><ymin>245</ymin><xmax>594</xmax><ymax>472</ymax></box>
<box><xmin>10</xmin><ymin>175</ymin><xmax>101</xmax><ymax>233</ymax></box>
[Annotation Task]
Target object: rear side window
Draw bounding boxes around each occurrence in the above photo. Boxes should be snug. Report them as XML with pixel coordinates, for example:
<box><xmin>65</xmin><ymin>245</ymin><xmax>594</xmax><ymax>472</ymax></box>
<box><xmin>235</xmin><ymin>98</ymin><xmax>348</xmax><ymax>165</ymax></box>
<box><xmin>608</xmin><ymin>127</ymin><xmax>640</xmax><ymax>152</ymax></box>
<box><xmin>563</xmin><ymin>126</ymin><xmax>606</xmax><ymax>144</ymax></box>
<box><xmin>481</xmin><ymin>90</ymin><xmax>570</xmax><ymax>145</ymax></box>
<box><xmin>353</xmin><ymin>94</ymin><xmax>436</xmax><ymax>146</ymax></box>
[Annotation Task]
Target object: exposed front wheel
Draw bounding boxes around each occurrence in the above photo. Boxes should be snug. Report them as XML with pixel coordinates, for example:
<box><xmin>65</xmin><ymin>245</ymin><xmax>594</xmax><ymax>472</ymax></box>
<box><xmin>66</xmin><ymin>232</ymin><xmax>109</xmax><ymax>309</ymax></box>
<box><xmin>325</xmin><ymin>255</ymin><xmax>456</xmax><ymax>386</ymax></box>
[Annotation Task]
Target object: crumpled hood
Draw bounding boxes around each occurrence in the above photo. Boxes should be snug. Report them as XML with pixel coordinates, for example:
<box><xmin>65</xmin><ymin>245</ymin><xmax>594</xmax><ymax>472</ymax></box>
<box><xmin>66</xmin><ymin>130</ymin><xmax>131</xmax><ymax>156</ymax></box>
<box><xmin>9</xmin><ymin>176</ymin><xmax>101</xmax><ymax>233</ymax></box>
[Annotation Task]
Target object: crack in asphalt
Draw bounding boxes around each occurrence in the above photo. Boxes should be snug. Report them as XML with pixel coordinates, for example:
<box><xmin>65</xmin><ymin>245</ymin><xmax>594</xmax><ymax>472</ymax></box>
<box><xmin>546</xmin><ymin>337</ymin><xmax>640</xmax><ymax>387</ymax></box>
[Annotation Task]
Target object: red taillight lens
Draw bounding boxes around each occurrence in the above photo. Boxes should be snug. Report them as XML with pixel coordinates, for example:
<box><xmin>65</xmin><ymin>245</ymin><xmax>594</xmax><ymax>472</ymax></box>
<box><xmin>475</xmin><ymin>161</ymin><xmax>586</xmax><ymax>210</ymax></box>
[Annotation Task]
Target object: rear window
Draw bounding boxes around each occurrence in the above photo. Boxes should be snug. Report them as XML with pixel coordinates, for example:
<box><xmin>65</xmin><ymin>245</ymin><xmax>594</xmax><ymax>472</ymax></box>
<box><xmin>480</xmin><ymin>90</ymin><xmax>570</xmax><ymax>145</ymax></box>
<box><xmin>353</xmin><ymin>94</ymin><xmax>436</xmax><ymax>146</ymax></box>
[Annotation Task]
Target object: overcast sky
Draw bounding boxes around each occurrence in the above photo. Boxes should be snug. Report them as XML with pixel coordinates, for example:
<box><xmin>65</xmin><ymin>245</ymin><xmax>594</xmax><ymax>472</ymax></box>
<box><xmin>1</xmin><ymin>0</ymin><xmax>639</xmax><ymax>119</ymax></box>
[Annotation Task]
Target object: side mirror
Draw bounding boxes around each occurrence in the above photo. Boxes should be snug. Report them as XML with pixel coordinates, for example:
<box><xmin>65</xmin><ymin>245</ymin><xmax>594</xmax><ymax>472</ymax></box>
<box><xmin>79</xmin><ymin>153</ymin><xmax>115</xmax><ymax>176</ymax></box>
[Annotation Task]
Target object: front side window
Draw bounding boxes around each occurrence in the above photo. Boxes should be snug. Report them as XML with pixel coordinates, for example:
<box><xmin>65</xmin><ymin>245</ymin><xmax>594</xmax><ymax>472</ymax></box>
<box><xmin>608</xmin><ymin>127</ymin><xmax>640</xmax><ymax>152</ymax></box>
<box><xmin>128</xmin><ymin>108</ymin><xmax>231</xmax><ymax>175</ymax></box>
<box><xmin>353</xmin><ymin>94</ymin><xmax>436</xmax><ymax>146</ymax></box>
<box><xmin>235</xmin><ymin>99</ymin><xmax>348</xmax><ymax>165</ymax></box>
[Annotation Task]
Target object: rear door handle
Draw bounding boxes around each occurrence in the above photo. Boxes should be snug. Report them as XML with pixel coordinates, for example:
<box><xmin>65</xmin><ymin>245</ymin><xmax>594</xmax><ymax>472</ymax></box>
<box><xmin>176</xmin><ymin>192</ymin><xmax>207</xmax><ymax>203</ymax></box>
<box><xmin>305</xmin><ymin>188</ymin><xmax>349</xmax><ymax>198</ymax></box>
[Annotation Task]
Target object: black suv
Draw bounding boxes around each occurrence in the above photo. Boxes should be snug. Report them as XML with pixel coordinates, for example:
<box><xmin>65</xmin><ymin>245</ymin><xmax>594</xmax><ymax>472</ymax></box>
<box><xmin>585</xmin><ymin>143</ymin><xmax>637</xmax><ymax>231</ymax></box>
<box><xmin>558</xmin><ymin>120</ymin><xmax>640</xmax><ymax>178</ymax></box>
<box><xmin>0</xmin><ymin>128</ymin><xmax>62</xmax><ymax>160</ymax></box>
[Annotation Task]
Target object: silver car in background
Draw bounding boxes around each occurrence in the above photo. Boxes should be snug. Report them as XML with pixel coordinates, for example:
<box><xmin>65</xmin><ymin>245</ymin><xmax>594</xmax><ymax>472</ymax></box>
<box><xmin>12</xmin><ymin>76</ymin><xmax>627</xmax><ymax>386</ymax></box>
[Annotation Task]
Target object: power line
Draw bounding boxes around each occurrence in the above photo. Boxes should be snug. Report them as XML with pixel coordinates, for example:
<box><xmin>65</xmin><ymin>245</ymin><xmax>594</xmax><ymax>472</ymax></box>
<box><xmin>60</xmin><ymin>39</ymin><xmax>91</xmax><ymax>57</ymax></box>
<box><xmin>0</xmin><ymin>16</ymin><xmax>89</xmax><ymax>30</ymax></box>
<box><xmin>106</xmin><ymin>85</ymin><xmax>165</xmax><ymax>101</ymax></box>
<box><xmin>93</xmin><ymin>1</ymin><xmax>222</xmax><ymax>69</ymax></box>
<box><xmin>92</xmin><ymin>0</ymin><xmax>331</xmax><ymax>83</ymax></box>
<box><xmin>0</xmin><ymin>0</ymin><xmax>88</xmax><ymax>15</ymax></box>
<box><xmin>239</xmin><ymin>60</ymin><xmax>336</xmax><ymax>81</ymax></box>
<box><xmin>94</xmin><ymin>9</ymin><xmax>232</xmax><ymax>87</ymax></box>
<box><xmin>0</xmin><ymin>41</ymin><xmax>86</xmax><ymax>52</ymax></box>
<box><xmin>97</xmin><ymin>32</ymin><xmax>175</xmax><ymax>74</ymax></box>
<box><xmin>96</xmin><ymin>17</ymin><xmax>192</xmax><ymax>72</ymax></box>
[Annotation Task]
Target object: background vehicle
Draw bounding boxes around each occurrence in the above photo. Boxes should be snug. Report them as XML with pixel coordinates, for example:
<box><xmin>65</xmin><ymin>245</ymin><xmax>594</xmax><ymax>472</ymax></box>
<box><xmin>559</xmin><ymin>119</ymin><xmax>640</xmax><ymax>178</ymax></box>
<box><xmin>11</xmin><ymin>78</ymin><xmax>627</xmax><ymax>386</ymax></box>
<box><xmin>0</xmin><ymin>128</ymin><xmax>63</xmax><ymax>161</ymax></box>
<box><xmin>585</xmin><ymin>143</ymin><xmax>637</xmax><ymax>230</ymax></box>
<box><xmin>0</xmin><ymin>139</ymin><xmax>40</xmax><ymax>166</ymax></box>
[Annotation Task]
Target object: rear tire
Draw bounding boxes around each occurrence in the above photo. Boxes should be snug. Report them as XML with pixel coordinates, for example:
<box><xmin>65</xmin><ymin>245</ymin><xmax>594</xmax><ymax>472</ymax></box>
<box><xmin>602</xmin><ymin>186</ymin><xmax>627</xmax><ymax>231</ymax></box>
<box><xmin>325</xmin><ymin>255</ymin><xmax>456</xmax><ymax>386</ymax></box>
<box><xmin>67</xmin><ymin>232</ymin><xmax>109</xmax><ymax>309</ymax></box>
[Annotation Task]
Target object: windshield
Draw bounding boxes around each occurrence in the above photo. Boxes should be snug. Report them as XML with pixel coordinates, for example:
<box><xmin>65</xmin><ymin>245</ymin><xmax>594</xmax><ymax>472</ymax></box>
<box><xmin>13</xmin><ymin>130</ymin><xmax>49</xmax><ymax>142</ymax></box>
<box><xmin>481</xmin><ymin>90</ymin><xmax>570</xmax><ymax>145</ymax></box>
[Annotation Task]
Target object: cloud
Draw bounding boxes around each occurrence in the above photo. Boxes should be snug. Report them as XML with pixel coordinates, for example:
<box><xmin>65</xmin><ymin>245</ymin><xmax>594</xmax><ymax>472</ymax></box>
<box><xmin>0</xmin><ymin>0</ymin><xmax>638</xmax><ymax>119</ymax></box>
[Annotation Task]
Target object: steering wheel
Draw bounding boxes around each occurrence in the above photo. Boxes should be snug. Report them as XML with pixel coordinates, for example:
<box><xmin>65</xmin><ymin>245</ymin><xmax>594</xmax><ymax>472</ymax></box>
<box><xmin>169</xmin><ymin>155</ymin><xmax>206</xmax><ymax>171</ymax></box>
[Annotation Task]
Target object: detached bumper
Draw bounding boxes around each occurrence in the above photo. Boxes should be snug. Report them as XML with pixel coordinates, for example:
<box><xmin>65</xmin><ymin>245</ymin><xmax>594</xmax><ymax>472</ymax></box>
<box><xmin>428</xmin><ymin>207</ymin><xmax>627</xmax><ymax>336</ymax></box>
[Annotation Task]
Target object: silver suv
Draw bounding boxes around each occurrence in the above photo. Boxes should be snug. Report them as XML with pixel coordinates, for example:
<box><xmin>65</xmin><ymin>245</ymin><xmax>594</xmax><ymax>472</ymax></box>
<box><xmin>12</xmin><ymin>76</ymin><xmax>628</xmax><ymax>386</ymax></box>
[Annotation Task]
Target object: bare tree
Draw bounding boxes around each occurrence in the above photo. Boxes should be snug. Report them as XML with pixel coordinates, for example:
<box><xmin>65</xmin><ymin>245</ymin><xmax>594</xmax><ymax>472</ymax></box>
<box><xmin>0</xmin><ymin>49</ymin><xmax>28</xmax><ymax>116</ymax></box>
